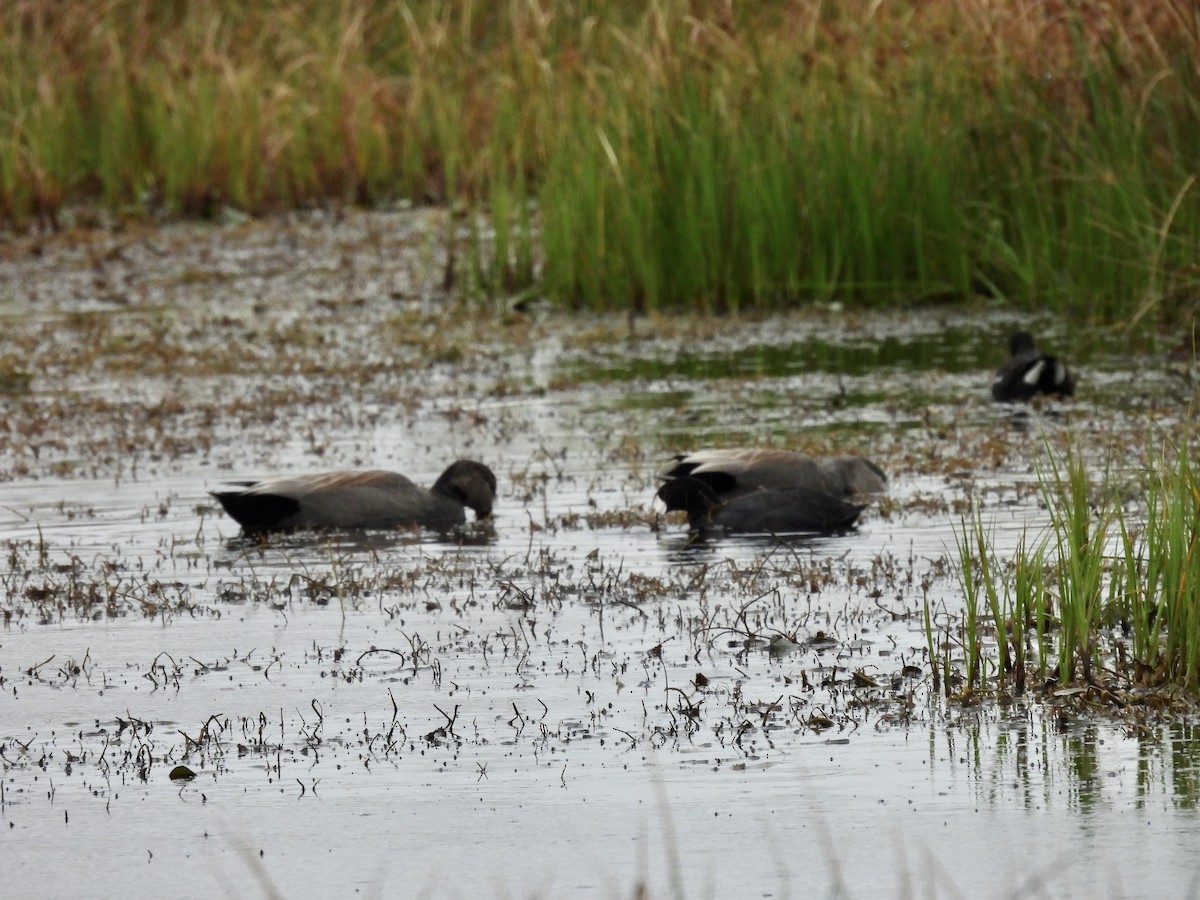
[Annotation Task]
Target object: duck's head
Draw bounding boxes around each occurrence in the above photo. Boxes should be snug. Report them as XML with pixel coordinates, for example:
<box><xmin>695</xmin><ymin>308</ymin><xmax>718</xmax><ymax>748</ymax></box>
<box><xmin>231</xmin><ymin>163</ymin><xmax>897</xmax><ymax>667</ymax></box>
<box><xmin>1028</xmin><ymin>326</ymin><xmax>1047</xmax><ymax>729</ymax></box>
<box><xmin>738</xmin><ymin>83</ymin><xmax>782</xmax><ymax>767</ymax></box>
<box><xmin>436</xmin><ymin>460</ymin><xmax>498</xmax><ymax>518</ymax></box>
<box><xmin>657</xmin><ymin>476</ymin><xmax>721</xmax><ymax>527</ymax></box>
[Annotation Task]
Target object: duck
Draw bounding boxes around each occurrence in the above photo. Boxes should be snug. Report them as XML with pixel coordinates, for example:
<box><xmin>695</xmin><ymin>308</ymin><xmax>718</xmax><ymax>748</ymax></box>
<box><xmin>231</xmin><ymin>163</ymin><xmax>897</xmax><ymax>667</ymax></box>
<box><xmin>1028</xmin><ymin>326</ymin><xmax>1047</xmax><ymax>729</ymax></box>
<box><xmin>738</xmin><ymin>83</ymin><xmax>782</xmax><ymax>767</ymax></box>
<box><xmin>991</xmin><ymin>331</ymin><xmax>1075</xmax><ymax>402</ymax></box>
<box><xmin>210</xmin><ymin>459</ymin><xmax>497</xmax><ymax>533</ymax></box>
<box><xmin>656</xmin><ymin>449</ymin><xmax>886</xmax><ymax>533</ymax></box>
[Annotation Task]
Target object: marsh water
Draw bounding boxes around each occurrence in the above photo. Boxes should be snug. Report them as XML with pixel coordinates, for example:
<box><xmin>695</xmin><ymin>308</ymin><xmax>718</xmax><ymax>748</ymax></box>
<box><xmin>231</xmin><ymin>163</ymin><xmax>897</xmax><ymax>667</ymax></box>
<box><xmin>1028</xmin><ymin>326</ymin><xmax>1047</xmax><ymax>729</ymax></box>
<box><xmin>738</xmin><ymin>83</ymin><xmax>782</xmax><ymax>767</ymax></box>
<box><xmin>2</xmin><ymin>211</ymin><xmax>1199</xmax><ymax>898</ymax></box>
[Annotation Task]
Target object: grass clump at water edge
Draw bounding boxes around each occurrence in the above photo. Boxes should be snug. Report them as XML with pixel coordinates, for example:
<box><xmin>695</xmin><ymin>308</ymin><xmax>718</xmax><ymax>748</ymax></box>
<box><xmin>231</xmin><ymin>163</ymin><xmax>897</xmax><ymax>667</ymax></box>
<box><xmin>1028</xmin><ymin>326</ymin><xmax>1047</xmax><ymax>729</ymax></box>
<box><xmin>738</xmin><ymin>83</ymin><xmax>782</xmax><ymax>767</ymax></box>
<box><xmin>938</xmin><ymin>438</ymin><xmax>1200</xmax><ymax>705</ymax></box>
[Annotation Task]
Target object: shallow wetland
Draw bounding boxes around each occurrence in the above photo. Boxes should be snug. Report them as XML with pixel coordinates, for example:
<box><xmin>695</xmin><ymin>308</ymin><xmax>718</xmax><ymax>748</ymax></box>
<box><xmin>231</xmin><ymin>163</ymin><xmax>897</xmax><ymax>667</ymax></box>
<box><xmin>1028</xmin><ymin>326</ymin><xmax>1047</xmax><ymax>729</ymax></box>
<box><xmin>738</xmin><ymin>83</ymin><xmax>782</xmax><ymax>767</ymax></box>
<box><xmin>2</xmin><ymin>211</ymin><xmax>1199</xmax><ymax>898</ymax></box>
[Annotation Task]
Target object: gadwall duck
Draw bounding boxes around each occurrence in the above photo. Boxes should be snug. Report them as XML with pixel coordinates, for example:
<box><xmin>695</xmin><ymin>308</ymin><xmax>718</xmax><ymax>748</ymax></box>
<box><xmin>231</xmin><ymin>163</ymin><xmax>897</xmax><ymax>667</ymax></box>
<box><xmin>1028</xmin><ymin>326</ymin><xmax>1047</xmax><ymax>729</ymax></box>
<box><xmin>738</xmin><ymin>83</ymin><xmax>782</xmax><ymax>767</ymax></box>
<box><xmin>211</xmin><ymin>460</ymin><xmax>497</xmax><ymax>533</ymax></box>
<box><xmin>991</xmin><ymin>331</ymin><xmax>1075</xmax><ymax>402</ymax></box>
<box><xmin>657</xmin><ymin>449</ymin><xmax>886</xmax><ymax>533</ymax></box>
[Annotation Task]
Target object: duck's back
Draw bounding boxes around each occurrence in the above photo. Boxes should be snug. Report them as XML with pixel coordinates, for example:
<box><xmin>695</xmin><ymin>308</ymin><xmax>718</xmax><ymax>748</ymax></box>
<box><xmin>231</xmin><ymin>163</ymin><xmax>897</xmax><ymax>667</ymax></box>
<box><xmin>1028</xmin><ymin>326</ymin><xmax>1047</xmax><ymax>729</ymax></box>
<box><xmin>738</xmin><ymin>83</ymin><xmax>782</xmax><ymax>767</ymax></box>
<box><xmin>992</xmin><ymin>332</ymin><xmax>1075</xmax><ymax>402</ymax></box>
<box><xmin>215</xmin><ymin>470</ymin><xmax>466</xmax><ymax>531</ymax></box>
<box><xmin>664</xmin><ymin>449</ymin><xmax>830</xmax><ymax>498</ymax></box>
<box><xmin>665</xmin><ymin>449</ymin><xmax>884</xmax><ymax>499</ymax></box>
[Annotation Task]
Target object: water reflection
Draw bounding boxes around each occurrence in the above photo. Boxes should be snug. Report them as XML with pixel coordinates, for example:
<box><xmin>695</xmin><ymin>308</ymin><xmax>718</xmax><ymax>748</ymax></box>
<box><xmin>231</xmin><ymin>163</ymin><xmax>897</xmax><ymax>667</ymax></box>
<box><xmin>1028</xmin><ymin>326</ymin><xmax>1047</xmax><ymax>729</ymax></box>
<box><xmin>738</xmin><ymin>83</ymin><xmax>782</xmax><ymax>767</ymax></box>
<box><xmin>963</xmin><ymin>715</ymin><xmax>1200</xmax><ymax>813</ymax></box>
<box><xmin>567</xmin><ymin>321</ymin><xmax>1129</xmax><ymax>386</ymax></box>
<box><xmin>216</xmin><ymin>521</ymin><xmax>497</xmax><ymax>557</ymax></box>
<box><xmin>1143</xmin><ymin>721</ymin><xmax>1200</xmax><ymax>811</ymax></box>
<box><xmin>571</xmin><ymin>327</ymin><xmax>999</xmax><ymax>383</ymax></box>
<box><xmin>656</xmin><ymin>527</ymin><xmax>860</xmax><ymax>566</ymax></box>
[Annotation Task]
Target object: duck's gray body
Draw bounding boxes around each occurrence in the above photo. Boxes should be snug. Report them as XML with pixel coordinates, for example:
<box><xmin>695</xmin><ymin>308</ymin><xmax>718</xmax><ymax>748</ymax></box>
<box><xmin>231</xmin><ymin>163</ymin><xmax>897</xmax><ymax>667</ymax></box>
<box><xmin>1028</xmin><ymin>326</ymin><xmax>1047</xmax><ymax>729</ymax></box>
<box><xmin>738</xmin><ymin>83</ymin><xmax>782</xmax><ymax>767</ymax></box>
<box><xmin>657</xmin><ymin>449</ymin><xmax>886</xmax><ymax>534</ymax></box>
<box><xmin>211</xmin><ymin>460</ymin><xmax>497</xmax><ymax>533</ymax></box>
<box><xmin>991</xmin><ymin>331</ymin><xmax>1075</xmax><ymax>403</ymax></box>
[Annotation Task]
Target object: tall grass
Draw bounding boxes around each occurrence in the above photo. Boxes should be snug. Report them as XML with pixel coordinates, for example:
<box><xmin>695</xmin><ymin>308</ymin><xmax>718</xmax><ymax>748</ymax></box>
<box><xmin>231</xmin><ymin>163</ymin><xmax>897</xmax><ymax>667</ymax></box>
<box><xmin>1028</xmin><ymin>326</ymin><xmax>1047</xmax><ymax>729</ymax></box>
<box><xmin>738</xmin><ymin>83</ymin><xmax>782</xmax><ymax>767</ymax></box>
<box><xmin>951</xmin><ymin>515</ymin><xmax>1049</xmax><ymax>698</ymax></box>
<box><xmin>1119</xmin><ymin>445</ymin><xmax>1200</xmax><ymax>687</ymax></box>
<box><xmin>952</xmin><ymin>437</ymin><xmax>1200</xmax><ymax>695</ymax></box>
<box><xmin>2</xmin><ymin>1</ymin><xmax>1198</xmax><ymax>317</ymax></box>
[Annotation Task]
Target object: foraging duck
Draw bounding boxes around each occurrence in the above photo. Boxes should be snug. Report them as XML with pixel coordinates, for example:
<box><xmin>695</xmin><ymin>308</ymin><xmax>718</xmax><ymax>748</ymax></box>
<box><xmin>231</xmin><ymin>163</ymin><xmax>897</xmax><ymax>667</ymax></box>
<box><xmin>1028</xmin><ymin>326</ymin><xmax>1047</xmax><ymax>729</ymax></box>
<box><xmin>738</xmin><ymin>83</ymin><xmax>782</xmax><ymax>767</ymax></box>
<box><xmin>991</xmin><ymin>331</ymin><xmax>1075</xmax><ymax>402</ymax></box>
<box><xmin>210</xmin><ymin>460</ymin><xmax>497</xmax><ymax>533</ymax></box>
<box><xmin>657</xmin><ymin>449</ymin><xmax>886</xmax><ymax>533</ymax></box>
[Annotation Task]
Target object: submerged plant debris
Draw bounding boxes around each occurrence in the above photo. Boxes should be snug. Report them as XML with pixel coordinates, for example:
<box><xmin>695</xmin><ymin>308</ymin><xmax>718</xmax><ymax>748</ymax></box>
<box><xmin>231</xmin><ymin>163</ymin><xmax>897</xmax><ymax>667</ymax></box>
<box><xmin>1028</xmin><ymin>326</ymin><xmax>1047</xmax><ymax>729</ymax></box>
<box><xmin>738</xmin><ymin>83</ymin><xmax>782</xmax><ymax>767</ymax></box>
<box><xmin>1</xmin><ymin>210</ymin><xmax>1199</xmax><ymax>898</ymax></box>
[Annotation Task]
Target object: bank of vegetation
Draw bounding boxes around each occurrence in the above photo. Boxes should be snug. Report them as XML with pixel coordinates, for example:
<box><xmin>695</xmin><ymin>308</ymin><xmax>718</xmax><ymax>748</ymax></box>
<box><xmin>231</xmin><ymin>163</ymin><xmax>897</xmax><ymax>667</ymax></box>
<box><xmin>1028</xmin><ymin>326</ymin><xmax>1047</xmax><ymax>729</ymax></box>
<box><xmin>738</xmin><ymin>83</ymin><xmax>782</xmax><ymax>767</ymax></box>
<box><xmin>2</xmin><ymin>1</ymin><xmax>1198</xmax><ymax>316</ymax></box>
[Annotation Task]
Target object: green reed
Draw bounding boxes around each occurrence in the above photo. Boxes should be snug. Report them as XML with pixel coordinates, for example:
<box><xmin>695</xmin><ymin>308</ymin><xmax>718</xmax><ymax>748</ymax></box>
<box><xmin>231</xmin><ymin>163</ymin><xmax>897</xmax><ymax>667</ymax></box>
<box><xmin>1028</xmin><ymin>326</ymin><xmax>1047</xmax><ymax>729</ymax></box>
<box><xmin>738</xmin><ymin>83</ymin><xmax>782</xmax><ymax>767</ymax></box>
<box><xmin>954</xmin><ymin>436</ymin><xmax>1200</xmax><ymax>696</ymax></box>
<box><xmin>1041</xmin><ymin>449</ymin><xmax>1113</xmax><ymax>686</ymax></box>
<box><xmin>1117</xmin><ymin>443</ymin><xmax>1200</xmax><ymax>687</ymax></box>
<box><xmin>954</xmin><ymin>512</ymin><xmax>1050</xmax><ymax>697</ymax></box>
<box><xmin>954</xmin><ymin>516</ymin><xmax>990</xmax><ymax>695</ymax></box>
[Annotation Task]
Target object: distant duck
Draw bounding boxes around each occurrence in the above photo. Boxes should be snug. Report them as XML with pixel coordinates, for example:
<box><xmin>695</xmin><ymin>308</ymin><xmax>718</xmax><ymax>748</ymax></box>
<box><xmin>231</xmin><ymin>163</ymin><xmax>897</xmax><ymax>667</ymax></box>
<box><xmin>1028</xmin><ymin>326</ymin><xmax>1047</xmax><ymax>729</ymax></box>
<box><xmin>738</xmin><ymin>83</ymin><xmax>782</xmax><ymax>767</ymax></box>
<box><xmin>991</xmin><ymin>331</ymin><xmax>1075</xmax><ymax>402</ymax></box>
<box><xmin>211</xmin><ymin>460</ymin><xmax>497</xmax><ymax>533</ymax></box>
<box><xmin>656</xmin><ymin>449</ymin><xmax>886</xmax><ymax>533</ymax></box>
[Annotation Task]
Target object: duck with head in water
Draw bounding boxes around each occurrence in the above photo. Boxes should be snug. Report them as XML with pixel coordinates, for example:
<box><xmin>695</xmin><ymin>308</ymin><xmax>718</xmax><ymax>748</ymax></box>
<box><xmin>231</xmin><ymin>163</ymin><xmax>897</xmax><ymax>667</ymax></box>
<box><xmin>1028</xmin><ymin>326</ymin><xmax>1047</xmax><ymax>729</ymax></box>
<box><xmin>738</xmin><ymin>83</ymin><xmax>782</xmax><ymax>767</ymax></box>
<box><xmin>656</xmin><ymin>449</ymin><xmax>886</xmax><ymax>534</ymax></box>
<box><xmin>211</xmin><ymin>459</ymin><xmax>497</xmax><ymax>534</ymax></box>
<box><xmin>991</xmin><ymin>331</ymin><xmax>1075</xmax><ymax>403</ymax></box>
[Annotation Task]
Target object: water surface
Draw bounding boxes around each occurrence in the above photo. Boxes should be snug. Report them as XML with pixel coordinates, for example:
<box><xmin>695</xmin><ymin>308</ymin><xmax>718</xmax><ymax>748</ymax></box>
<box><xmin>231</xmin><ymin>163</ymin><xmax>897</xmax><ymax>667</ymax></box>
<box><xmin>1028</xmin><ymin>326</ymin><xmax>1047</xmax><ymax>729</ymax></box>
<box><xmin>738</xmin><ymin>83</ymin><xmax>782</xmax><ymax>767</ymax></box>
<box><xmin>1</xmin><ymin>212</ymin><xmax>1196</xmax><ymax>898</ymax></box>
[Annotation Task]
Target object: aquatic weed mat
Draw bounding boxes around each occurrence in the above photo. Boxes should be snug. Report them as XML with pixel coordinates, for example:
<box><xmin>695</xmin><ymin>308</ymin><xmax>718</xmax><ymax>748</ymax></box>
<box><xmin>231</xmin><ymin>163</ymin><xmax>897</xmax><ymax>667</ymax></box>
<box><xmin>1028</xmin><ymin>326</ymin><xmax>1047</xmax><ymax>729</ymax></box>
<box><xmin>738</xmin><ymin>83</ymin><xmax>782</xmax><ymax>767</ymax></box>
<box><xmin>2</xmin><ymin>211</ymin><xmax>1200</xmax><ymax>898</ymax></box>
